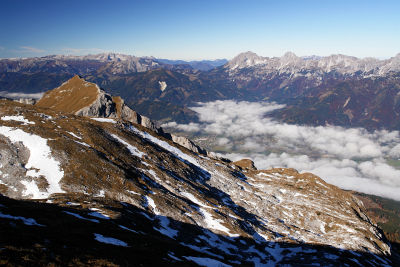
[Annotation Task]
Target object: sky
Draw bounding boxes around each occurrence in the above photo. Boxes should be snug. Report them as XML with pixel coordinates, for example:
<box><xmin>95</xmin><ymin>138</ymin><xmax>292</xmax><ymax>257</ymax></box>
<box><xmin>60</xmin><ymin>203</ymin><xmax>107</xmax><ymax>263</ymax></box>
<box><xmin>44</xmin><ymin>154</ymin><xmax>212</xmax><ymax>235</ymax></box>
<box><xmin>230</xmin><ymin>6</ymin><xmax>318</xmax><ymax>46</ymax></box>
<box><xmin>0</xmin><ymin>0</ymin><xmax>399</xmax><ymax>60</ymax></box>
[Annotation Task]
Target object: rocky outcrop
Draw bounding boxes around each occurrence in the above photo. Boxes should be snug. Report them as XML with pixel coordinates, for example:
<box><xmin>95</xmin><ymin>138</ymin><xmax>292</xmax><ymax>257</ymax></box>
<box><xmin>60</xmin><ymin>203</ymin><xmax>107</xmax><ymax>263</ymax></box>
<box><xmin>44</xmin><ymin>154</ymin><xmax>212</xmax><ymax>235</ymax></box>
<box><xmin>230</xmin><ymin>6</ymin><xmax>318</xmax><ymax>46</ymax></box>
<box><xmin>75</xmin><ymin>91</ymin><xmax>115</xmax><ymax>118</ymax></box>
<box><xmin>170</xmin><ymin>134</ymin><xmax>207</xmax><ymax>155</ymax></box>
<box><xmin>233</xmin><ymin>158</ymin><xmax>257</xmax><ymax>171</ymax></box>
<box><xmin>14</xmin><ymin>98</ymin><xmax>37</xmax><ymax>105</ymax></box>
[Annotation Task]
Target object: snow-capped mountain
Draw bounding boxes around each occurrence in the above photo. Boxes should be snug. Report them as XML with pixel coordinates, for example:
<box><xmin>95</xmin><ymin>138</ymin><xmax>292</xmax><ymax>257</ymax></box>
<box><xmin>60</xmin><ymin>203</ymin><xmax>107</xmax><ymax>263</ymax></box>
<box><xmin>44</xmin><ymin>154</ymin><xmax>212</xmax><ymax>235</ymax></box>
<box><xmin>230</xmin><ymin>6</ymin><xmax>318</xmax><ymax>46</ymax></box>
<box><xmin>226</xmin><ymin>51</ymin><xmax>400</xmax><ymax>76</ymax></box>
<box><xmin>0</xmin><ymin>77</ymin><xmax>397</xmax><ymax>265</ymax></box>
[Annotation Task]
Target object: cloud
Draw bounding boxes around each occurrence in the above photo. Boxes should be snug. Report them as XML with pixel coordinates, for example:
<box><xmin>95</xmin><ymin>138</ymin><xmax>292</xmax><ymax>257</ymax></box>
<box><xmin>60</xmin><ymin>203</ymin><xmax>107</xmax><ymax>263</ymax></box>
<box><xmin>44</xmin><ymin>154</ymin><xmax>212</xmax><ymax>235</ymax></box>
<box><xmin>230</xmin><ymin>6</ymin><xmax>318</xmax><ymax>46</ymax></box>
<box><xmin>60</xmin><ymin>47</ymin><xmax>107</xmax><ymax>55</ymax></box>
<box><xmin>164</xmin><ymin>100</ymin><xmax>400</xmax><ymax>201</ymax></box>
<box><xmin>19</xmin><ymin>46</ymin><xmax>45</xmax><ymax>53</ymax></box>
<box><xmin>0</xmin><ymin>91</ymin><xmax>44</xmax><ymax>99</ymax></box>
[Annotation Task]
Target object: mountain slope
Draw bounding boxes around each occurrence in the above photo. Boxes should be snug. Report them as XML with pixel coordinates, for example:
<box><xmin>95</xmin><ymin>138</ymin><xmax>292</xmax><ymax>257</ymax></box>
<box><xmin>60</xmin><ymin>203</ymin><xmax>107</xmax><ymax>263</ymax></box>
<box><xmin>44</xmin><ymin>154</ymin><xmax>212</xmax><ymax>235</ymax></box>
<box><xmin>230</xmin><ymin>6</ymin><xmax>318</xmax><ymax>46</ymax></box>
<box><xmin>0</xmin><ymin>96</ymin><xmax>396</xmax><ymax>265</ymax></box>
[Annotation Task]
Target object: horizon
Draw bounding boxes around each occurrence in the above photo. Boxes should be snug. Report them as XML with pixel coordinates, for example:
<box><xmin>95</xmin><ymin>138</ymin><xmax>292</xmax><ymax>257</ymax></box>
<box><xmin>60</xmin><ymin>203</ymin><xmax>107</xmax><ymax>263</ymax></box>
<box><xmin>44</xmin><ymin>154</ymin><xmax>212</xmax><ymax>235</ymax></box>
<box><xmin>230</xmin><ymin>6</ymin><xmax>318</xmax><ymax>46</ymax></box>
<box><xmin>1</xmin><ymin>0</ymin><xmax>399</xmax><ymax>60</ymax></box>
<box><xmin>0</xmin><ymin>50</ymin><xmax>398</xmax><ymax>62</ymax></box>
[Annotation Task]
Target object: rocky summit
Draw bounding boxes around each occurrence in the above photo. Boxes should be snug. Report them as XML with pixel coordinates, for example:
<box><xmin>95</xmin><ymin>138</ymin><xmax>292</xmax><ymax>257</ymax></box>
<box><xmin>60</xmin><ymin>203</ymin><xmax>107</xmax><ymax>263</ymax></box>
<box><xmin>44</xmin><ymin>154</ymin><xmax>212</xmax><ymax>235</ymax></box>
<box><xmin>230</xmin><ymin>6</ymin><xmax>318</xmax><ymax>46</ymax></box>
<box><xmin>0</xmin><ymin>78</ymin><xmax>397</xmax><ymax>266</ymax></box>
<box><xmin>36</xmin><ymin>75</ymin><xmax>158</xmax><ymax>132</ymax></box>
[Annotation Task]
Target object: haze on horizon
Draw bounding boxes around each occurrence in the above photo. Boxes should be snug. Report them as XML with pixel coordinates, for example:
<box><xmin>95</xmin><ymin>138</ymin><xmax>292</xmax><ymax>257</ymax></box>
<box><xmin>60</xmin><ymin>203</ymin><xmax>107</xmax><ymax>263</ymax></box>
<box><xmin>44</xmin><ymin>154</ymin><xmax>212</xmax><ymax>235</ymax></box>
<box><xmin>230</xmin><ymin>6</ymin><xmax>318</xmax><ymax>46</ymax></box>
<box><xmin>0</xmin><ymin>0</ymin><xmax>399</xmax><ymax>60</ymax></box>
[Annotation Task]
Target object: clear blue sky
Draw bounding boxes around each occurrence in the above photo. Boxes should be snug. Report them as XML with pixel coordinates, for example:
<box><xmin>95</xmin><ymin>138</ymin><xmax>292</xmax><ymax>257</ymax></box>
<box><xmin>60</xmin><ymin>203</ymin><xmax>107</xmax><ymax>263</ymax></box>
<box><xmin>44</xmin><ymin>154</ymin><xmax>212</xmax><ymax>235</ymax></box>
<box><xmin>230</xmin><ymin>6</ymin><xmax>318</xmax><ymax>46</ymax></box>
<box><xmin>0</xmin><ymin>0</ymin><xmax>399</xmax><ymax>60</ymax></box>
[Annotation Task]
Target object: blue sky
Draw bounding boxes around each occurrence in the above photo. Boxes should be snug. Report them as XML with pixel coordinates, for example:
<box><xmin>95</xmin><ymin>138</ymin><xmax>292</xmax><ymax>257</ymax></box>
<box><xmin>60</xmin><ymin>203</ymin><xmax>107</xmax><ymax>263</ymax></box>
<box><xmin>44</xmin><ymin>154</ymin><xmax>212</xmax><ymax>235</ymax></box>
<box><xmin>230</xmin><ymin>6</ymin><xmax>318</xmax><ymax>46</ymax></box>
<box><xmin>0</xmin><ymin>0</ymin><xmax>399</xmax><ymax>60</ymax></box>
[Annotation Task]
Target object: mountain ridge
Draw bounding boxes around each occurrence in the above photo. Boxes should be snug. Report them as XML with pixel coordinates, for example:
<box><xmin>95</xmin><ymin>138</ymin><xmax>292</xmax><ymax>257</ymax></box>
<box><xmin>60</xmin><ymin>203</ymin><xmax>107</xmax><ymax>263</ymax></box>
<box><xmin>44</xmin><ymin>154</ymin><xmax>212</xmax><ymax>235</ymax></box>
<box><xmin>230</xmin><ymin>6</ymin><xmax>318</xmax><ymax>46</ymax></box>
<box><xmin>226</xmin><ymin>51</ymin><xmax>400</xmax><ymax>76</ymax></box>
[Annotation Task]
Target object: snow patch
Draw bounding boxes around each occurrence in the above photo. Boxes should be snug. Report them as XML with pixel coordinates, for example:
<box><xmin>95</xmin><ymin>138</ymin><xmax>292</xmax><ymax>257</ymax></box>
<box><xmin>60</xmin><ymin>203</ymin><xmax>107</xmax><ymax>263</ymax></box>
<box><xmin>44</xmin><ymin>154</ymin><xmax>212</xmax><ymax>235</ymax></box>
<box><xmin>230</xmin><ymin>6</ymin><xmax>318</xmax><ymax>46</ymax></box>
<box><xmin>201</xmin><ymin>208</ymin><xmax>233</xmax><ymax>236</ymax></box>
<box><xmin>67</xmin><ymin>131</ymin><xmax>81</xmax><ymax>139</ymax></box>
<box><xmin>1</xmin><ymin>115</ymin><xmax>35</xmax><ymax>125</ymax></box>
<box><xmin>74</xmin><ymin>140</ymin><xmax>90</xmax><ymax>147</ymax></box>
<box><xmin>0</xmin><ymin>127</ymin><xmax>64</xmax><ymax>199</ymax></box>
<box><xmin>145</xmin><ymin>196</ymin><xmax>159</xmax><ymax>215</ymax></box>
<box><xmin>0</xmin><ymin>211</ymin><xmax>44</xmax><ymax>226</ymax></box>
<box><xmin>91</xmin><ymin>118</ymin><xmax>116</xmax><ymax>123</ymax></box>
<box><xmin>20</xmin><ymin>180</ymin><xmax>42</xmax><ymax>198</ymax></box>
<box><xmin>88</xmin><ymin>209</ymin><xmax>110</xmax><ymax>220</ymax></box>
<box><xmin>154</xmin><ymin>216</ymin><xmax>179</xmax><ymax>239</ymax></box>
<box><xmin>119</xmin><ymin>225</ymin><xmax>138</xmax><ymax>233</ymax></box>
<box><xmin>94</xmin><ymin>233</ymin><xmax>128</xmax><ymax>247</ymax></box>
<box><xmin>159</xmin><ymin>81</ymin><xmax>167</xmax><ymax>92</ymax></box>
<box><xmin>96</xmin><ymin>190</ymin><xmax>105</xmax><ymax>197</ymax></box>
<box><xmin>168</xmin><ymin>252</ymin><xmax>182</xmax><ymax>261</ymax></box>
<box><xmin>181</xmin><ymin>191</ymin><xmax>208</xmax><ymax>208</ymax></box>
<box><xmin>111</xmin><ymin>134</ymin><xmax>145</xmax><ymax>158</ymax></box>
<box><xmin>183</xmin><ymin>256</ymin><xmax>231</xmax><ymax>267</ymax></box>
<box><xmin>128</xmin><ymin>125</ymin><xmax>202</xmax><ymax>168</ymax></box>
<box><xmin>63</xmin><ymin>211</ymin><xmax>99</xmax><ymax>223</ymax></box>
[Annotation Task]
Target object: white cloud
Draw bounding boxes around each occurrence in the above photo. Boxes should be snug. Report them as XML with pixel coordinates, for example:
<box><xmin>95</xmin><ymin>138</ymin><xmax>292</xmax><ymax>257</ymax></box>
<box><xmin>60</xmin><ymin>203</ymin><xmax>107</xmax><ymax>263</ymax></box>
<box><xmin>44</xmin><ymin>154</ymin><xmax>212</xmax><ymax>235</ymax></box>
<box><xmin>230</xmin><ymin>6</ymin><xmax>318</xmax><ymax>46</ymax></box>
<box><xmin>165</xmin><ymin>100</ymin><xmax>400</xmax><ymax>201</ymax></box>
<box><xmin>19</xmin><ymin>46</ymin><xmax>45</xmax><ymax>53</ymax></box>
<box><xmin>0</xmin><ymin>91</ymin><xmax>44</xmax><ymax>99</ymax></box>
<box><xmin>60</xmin><ymin>47</ymin><xmax>107</xmax><ymax>55</ymax></box>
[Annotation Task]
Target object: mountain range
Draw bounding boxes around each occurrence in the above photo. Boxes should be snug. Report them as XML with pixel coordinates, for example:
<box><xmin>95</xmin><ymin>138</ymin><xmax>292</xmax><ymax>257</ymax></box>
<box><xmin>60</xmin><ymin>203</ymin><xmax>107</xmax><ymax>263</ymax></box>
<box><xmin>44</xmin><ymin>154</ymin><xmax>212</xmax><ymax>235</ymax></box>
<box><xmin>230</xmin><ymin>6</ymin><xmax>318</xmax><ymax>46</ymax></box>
<box><xmin>0</xmin><ymin>76</ymin><xmax>398</xmax><ymax>265</ymax></box>
<box><xmin>1</xmin><ymin>51</ymin><xmax>400</xmax><ymax>130</ymax></box>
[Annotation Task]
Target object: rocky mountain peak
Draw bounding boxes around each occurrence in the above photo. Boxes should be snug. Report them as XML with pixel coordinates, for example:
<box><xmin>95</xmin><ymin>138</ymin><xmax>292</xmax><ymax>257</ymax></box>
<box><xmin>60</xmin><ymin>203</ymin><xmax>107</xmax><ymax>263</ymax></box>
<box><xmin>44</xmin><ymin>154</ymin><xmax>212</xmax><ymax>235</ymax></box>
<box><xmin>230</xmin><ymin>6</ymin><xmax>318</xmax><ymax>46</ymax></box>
<box><xmin>227</xmin><ymin>51</ymin><xmax>265</xmax><ymax>69</ymax></box>
<box><xmin>281</xmin><ymin>51</ymin><xmax>298</xmax><ymax>60</ymax></box>
<box><xmin>36</xmin><ymin>75</ymin><xmax>101</xmax><ymax>114</ymax></box>
<box><xmin>36</xmin><ymin>76</ymin><xmax>160</xmax><ymax>131</ymax></box>
<box><xmin>279</xmin><ymin>51</ymin><xmax>301</xmax><ymax>68</ymax></box>
<box><xmin>85</xmin><ymin>52</ymin><xmax>136</xmax><ymax>62</ymax></box>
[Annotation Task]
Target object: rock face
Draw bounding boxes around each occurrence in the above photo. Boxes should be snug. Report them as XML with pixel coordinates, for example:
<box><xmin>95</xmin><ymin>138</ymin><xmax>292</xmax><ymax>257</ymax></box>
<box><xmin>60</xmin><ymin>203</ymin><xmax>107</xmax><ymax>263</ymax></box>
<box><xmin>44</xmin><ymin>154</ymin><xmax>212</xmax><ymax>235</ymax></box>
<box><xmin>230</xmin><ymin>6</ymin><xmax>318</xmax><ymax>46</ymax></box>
<box><xmin>0</xmin><ymin>100</ymin><xmax>396</xmax><ymax>266</ymax></box>
<box><xmin>170</xmin><ymin>134</ymin><xmax>207</xmax><ymax>155</ymax></box>
<box><xmin>233</xmin><ymin>158</ymin><xmax>257</xmax><ymax>171</ymax></box>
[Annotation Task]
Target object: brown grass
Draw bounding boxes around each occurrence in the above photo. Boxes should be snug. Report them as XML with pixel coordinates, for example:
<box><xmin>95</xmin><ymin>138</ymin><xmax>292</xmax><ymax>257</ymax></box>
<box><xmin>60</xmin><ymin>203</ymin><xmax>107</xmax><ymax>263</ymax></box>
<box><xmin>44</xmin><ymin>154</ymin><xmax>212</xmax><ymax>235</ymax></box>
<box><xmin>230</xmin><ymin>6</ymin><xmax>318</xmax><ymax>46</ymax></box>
<box><xmin>36</xmin><ymin>75</ymin><xmax>99</xmax><ymax>114</ymax></box>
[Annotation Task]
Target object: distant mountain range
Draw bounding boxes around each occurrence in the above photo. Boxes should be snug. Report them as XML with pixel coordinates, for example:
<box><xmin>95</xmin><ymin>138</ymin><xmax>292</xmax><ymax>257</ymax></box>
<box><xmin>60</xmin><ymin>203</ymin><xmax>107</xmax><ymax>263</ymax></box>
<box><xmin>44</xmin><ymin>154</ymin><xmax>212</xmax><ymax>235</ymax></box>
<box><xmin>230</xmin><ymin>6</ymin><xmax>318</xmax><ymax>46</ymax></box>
<box><xmin>1</xmin><ymin>52</ymin><xmax>400</xmax><ymax>130</ymax></box>
<box><xmin>227</xmin><ymin>51</ymin><xmax>400</xmax><ymax>75</ymax></box>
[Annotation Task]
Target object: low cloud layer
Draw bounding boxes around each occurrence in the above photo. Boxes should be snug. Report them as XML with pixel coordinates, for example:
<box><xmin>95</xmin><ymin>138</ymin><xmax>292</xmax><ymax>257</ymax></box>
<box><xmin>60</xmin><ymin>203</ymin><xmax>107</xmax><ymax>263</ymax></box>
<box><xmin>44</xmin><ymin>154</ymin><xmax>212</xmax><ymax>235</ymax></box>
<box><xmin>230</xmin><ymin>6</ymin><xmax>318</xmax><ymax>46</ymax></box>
<box><xmin>0</xmin><ymin>91</ymin><xmax>44</xmax><ymax>99</ymax></box>
<box><xmin>164</xmin><ymin>100</ymin><xmax>400</xmax><ymax>201</ymax></box>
